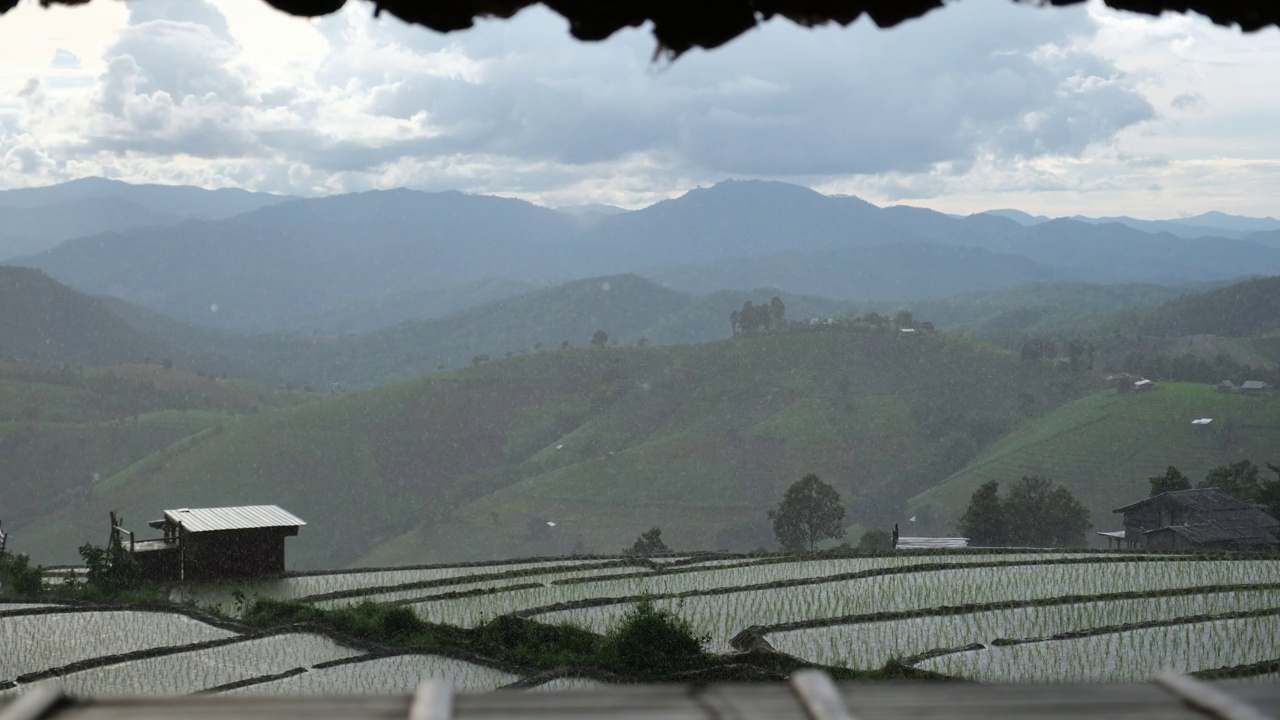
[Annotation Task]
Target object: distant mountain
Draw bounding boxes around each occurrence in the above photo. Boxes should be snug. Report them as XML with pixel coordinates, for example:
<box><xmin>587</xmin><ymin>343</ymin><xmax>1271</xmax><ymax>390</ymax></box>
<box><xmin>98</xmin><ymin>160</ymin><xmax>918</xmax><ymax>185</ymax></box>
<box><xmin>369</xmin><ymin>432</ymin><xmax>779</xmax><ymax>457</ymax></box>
<box><xmin>979</xmin><ymin>209</ymin><xmax>1051</xmax><ymax>226</ymax></box>
<box><xmin>14</xmin><ymin>178</ymin><xmax>1280</xmax><ymax>335</ymax></box>
<box><xmin>0</xmin><ymin>197</ymin><xmax>180</xmax><ymax>260</ymax></box>
<box><xmin>977</xmin><ymin>207</ymin><xmax>1280</xmax><ymax>240</ymax></box>
<box><xmin>0</xmin><ymin>177</ymin><xmax>294</xmax><ymax>220</ymax></box>
<box><xmin>643</xmin><ymin>243</ymin><xmax>1066</xmax><ymax>301</ymax></box>
<box><xmin>554</xmin><ymin>203</ymin><xmax>629</xmax><ymax>217</ymax></box>
<box><xmin>13</xmin><ymin>189</ymin><xmax>591</xmax><ymax>333</ymax></box>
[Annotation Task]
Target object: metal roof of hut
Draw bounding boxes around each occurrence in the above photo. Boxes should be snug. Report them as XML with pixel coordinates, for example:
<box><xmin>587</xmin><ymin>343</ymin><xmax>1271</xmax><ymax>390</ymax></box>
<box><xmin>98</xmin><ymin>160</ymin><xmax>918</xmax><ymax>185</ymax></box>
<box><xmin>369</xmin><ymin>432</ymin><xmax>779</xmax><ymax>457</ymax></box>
<box><xmin>148</xmin><ymin>505</ymin><xmax>307</xmax><ymax>533</ymax></box>
<box><xmin>2</xmin><ymin>1</ymin><xmax>1278</xmax><ymax>56</ymax></box>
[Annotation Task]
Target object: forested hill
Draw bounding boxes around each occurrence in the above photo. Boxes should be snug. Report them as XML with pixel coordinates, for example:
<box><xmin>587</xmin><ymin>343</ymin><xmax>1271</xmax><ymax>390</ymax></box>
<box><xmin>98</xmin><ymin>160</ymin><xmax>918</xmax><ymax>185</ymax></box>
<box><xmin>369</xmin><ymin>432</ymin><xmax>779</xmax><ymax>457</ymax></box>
<box><xmin>0</xmin><ymin>267</ymin><xmax>185</xmax><ymax>369</ymax></box>
<box><xmin>15</xmin><ymin>330</ymin><xmax>1100</xmax><ymax>568</ymax></box>
<box><xmin>0</xmin><ymin>267</ymin><xmax>256</xmax><ymax>379</ymax></box>
<box><xmin>1109</xmin><ymin>275</ymin><xmax>1280</xmax><ymax>338</ymax></box>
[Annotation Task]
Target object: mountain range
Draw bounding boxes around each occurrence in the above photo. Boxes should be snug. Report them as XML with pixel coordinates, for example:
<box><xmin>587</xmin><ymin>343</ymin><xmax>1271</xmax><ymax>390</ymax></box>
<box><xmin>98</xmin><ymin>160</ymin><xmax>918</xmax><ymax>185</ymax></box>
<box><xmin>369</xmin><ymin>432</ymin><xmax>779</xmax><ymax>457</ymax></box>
<box><xmin>10</xmin><ymin>178</ymin><xmax>1280</xmax><ymax>335</ymax></box>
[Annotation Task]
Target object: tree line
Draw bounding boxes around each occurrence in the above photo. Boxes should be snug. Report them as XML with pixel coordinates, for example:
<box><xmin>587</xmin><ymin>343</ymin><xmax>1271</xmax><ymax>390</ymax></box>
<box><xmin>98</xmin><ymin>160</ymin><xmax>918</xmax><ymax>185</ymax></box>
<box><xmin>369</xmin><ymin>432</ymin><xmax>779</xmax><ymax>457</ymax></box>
<box><xmin>1149</xmin><ymin>460</ymin><xmax>1280</xmax><ymax>518</ymax></box>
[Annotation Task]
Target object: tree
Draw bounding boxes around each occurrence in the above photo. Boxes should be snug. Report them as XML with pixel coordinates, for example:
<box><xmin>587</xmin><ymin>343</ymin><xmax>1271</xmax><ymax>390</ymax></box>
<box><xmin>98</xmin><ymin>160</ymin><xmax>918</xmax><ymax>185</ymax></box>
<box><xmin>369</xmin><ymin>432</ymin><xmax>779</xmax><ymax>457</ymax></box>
<box><xmin>894</xmin><ymin>310</ymin><xmax>914</xmax><ymax>330</ymax></box>
<box><xmin>1149</xmin><ymin>466</ymin><xmax>1192</xmax><ymax>496</ymax></box>
<box><xmin>1200</xmin><ymin>460</ymin><xmax>1262</xmax><ymax>500</ymax></box>
<box><xmin>1003</xmin><ymin>475</ymin><xmax>1090</xmax><ymax>547</ymax></box>
<box><xmin>957</xmin><ymin>480</ymin><xmax>1006</xmax><ymax>546</ymax></box>
<box><xmin>161</xmin><ymin>357</ymin><xmax>173</xmax><ymax>370</ymax></box>
<box><xmin>768</xmin><ymin>474</ymin><xmax>846</xmax><ymax>552</ymax></box>
<box><xmin>591</xmin><ymin>329</ymin><xmax>609</xmax><ymax>347</ymax></box>
<box><xmin>627</xmin><ymin>527</ymin><xmax>669</xmax><ymax>556</ymax></box>
<box><xmin>636</xmin><ymin>337</ymin><xmax>648</xmax><ymax>348</ymax></box>
<box><xmin>769</xmin><ymin>296</ymin><xmax>786</xmax><ymax>330</ymax></box>
<box><xmin>560</xmin><ymin>340</ymin><xmax>570</xmax><ymax>349</ymax></box>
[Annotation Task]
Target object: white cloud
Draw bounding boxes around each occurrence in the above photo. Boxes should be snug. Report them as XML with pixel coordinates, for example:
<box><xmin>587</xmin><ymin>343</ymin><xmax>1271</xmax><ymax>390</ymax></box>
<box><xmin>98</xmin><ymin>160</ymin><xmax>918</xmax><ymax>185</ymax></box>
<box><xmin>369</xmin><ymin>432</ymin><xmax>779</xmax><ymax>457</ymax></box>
<box><xmin>0</xmin><ymin>0</ymin><xmax>1275</xmax><ymax>217</ymax></box>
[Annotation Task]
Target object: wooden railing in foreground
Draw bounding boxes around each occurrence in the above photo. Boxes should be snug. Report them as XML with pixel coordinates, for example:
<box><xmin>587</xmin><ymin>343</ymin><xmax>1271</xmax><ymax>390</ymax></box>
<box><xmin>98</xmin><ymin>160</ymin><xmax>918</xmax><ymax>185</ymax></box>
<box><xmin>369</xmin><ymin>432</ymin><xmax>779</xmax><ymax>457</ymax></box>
<box><xmin>1</xmin><ymin>670</ymin><xmax>1277</xmax><ymax>720</ymax></box>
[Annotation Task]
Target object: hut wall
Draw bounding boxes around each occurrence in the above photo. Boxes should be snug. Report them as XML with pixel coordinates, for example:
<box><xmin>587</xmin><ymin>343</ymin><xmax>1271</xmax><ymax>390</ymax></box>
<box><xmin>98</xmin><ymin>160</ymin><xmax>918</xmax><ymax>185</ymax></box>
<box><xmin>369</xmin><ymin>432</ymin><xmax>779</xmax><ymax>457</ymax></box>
<box><xmin>182</xmin><ymin>527</ymin><xmax>294</xmax><ymax>580</ymax></box>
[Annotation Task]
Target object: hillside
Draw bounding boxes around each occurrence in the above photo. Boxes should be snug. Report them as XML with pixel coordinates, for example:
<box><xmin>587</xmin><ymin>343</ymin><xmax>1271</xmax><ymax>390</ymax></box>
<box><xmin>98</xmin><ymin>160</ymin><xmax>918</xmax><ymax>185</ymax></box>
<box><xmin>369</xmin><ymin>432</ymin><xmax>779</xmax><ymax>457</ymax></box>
<box><xmin>14</xmin><ymin>331</ymin><xmax>1099</xmax><ymax>568</ymax></box>
<box><xmin>0</xmin><ymin>267</ymin><xmax>188</xmax><ymax>369</ymax></box>
<box><xmin>0</xmin><ymin>267</ymin><xmax>260</xmax><ymax>380</ymax></box>
<box><xmin>1109</xmin><ymin>275</ymin><xmax>1280</xmax><ymax>338</ymax></box>
<box><xmin>0</xmin><ymin>358</ymin><xmax>310</xmax><ymax>531</ymax></box>
<box><xmin>908</xmin><ymin>382</ymin><xmax>1280</xmax><ymax>541</ymax></box>
<box><xmin>0</xmin><ymin>177</ymin><xmax>293</xmax><ymax>220</ymax></box>
<box><xmin>0</xmin><ymin>197</ymin><xmax>179</xmax><ymax>260</ymax></box>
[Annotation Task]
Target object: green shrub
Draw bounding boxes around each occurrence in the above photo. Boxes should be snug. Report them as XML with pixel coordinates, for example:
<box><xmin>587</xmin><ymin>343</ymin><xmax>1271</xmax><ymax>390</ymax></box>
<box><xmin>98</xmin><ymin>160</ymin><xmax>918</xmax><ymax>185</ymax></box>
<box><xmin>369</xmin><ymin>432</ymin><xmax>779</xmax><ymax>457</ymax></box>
<box><xmin>0</xmin><ymin>553</ymin><xmax>43</xmax><ymax>598</ymax></box>
<box><xmin>858</xmin><ymin>530</ymin><xmax>894</xmax><ymax>552</ymax></box>
<box><xmin>78</xmin><ymin>542</ymin><xmax>144</xmax><ymax>597</ymax></box>
<box><xmin>598</xmin><ymin>598</ymin><xmax>708</xmax><ymax>677</ymax></box>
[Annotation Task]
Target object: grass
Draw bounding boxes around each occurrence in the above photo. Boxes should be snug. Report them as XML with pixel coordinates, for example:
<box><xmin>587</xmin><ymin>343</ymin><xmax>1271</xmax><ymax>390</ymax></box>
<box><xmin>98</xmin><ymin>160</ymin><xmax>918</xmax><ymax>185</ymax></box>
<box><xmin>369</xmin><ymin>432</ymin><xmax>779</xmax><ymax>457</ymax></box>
<box><xmin>909</xmin><ymin>382</ymin><xmax>1280</xmax><ymax>537</ymax></box>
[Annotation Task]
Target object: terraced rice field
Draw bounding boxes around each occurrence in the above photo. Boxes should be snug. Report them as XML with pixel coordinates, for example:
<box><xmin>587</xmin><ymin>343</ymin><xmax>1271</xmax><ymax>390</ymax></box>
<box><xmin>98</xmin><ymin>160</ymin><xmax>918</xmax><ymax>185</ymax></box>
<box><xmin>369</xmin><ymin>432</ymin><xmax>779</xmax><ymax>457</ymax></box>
<box><xmin>227</xmin><ymin>654</ymin><xmax>519</xmax><ymax>695</ymax></box>
<box><xmin>4</xmin><ymin>551</ymin><xmax>1278</xmax><ymax>693</ymax></box>
<box><xmin>0</xmin><ymin>610</ymin><xmax>237</xmax><ymax>683</ymax></box>
<box><xmin>916</xmin><ymin>614</ymin><xmax>1280</xmax><ymax>682</ymax></box>
<box><xmin>534</xmin><ymin>559</ymin><xmax>1277</xmax><ymax>650</ymax></box>
<box><xmin>406</xmin><ymin>553</ymin><xmax>1106</xmax><ymax>628</ymax></box>
<box><xmin>36</xmin><ymin>632</ymin><xmax>364</xmax><ymax>696</ymax></box>
<box><xmin>765</xmin><ymin>588</ymin><xmax>1280</xmax><ymax>670</ymax></box>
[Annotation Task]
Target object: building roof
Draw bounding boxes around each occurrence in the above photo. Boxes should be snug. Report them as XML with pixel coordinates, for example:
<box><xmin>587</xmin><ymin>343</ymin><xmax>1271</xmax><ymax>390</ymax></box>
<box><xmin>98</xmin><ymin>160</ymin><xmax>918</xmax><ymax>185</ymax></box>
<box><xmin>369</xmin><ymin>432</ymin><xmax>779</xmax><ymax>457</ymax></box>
<box><xmin>1113</xmin><ymin>488</ymin><xmax>1256</xmax><ymax>514</ymax></box>
<box><xmin>1097</xmin><ymin>530</ymin><xmax>1127</xmax><ymax>539</ymax></box>
<box><xmin>895</xmin><ymin>537</ymin><xmax>968</xmax><ymax>549</ymax></box>
<box><xmin>1145</xmin><ymin>515</ymin><xmax>1280</xmax><ymax>546</ymax></box>
<box><xmin>1242</xmin><ymin>380</ymin><xmax>1271</xmax><ymax>390</ymax></box>
<box><xmin>3</xmin><ymin>1</ymin><xmax>1279</xmax><ymax>57</ymax></box>
<box><xmin>161</xmin><ymin>505</ymin><xmax>306</xmax><ymax>533</ymax></box>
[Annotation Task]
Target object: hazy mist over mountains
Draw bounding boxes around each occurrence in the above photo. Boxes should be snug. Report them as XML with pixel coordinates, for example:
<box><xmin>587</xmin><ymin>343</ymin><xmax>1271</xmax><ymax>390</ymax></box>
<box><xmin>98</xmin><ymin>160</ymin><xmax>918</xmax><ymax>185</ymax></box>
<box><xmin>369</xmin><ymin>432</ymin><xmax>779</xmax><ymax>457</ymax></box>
<box><xmin>6</xmin><ymin>178</ymin><xmax>1280</xmax><ymax>336</ymax></box>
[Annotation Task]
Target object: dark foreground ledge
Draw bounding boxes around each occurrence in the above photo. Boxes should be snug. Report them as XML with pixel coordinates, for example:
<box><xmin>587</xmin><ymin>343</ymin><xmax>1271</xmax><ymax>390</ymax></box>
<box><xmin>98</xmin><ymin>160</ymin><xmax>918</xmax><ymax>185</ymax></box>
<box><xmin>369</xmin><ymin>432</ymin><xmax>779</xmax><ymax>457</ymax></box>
<box><xmin>2</xmin><ymin>671</ymin><xmax>1277</xmax><ymax>720</ymax></box>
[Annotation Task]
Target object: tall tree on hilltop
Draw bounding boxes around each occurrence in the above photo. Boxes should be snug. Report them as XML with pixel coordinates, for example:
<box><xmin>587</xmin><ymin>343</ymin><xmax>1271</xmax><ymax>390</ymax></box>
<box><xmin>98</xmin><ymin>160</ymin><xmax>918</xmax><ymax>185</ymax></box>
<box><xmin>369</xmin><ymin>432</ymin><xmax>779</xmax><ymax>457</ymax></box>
<box><xmin>769</xmin><ymin>296</ymin><xmax>786</xmax><ymax>330</ymax></box>
<box><xmin>1200</xmin><ymin>460</ymin><xmax>1262</xmax><ymax>501</ymax></box>
<box><xmin>1149</xmin><ymin>466</ymin><xmax>1192</xmax><ymax>496</ymax></box>
<box><xmin>768</xmin><ymin>474</ymin><xmax>846</xmax><ymax>553</ymax></box>
<box><xmin>957</xmin><ymin>480</ymin><xmax>1005</xmax><ymax>546</ymax></box>
<box><xmin>591</xmin><ymin>329</ymin><xmax>608</xmax><ymax>347</ymax></box>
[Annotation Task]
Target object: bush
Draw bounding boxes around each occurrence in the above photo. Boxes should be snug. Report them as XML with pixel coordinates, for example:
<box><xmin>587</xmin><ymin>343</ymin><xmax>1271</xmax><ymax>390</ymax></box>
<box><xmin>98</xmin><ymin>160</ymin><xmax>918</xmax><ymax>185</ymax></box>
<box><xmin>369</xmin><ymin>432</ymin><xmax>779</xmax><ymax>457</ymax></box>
<box><xmin>598</xmin><ymin>598</ymin><xmax>708</xmax><ymax>677</ymax></box>
<box><xmin>0</xmin><ymin>553</ymin><xmax>43</xmax><ymax>598</ymax></box>
<box><xmin>78</xmin><ymin>542</ymin><xmax>144</xmax><ymax>597</ymax></box>
<box><xmin>858</xmin><ymin>530</ymin><xmax>894</xmax><ymax>552</ymax></box>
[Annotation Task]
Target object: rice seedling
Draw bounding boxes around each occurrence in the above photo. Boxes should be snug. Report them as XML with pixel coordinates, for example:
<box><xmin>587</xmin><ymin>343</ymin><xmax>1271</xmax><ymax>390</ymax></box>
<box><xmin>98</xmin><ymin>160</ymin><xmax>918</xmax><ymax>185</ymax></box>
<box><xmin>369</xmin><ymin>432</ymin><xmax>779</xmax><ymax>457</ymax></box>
<box><xmin>0</xmin><ymin>610</ymin><xmax>238</xmax><ymax>682</ymax></box>
<box><xmin>224</xmin><ymin>654</ymin><xmax>519</xmax><ymax>695</ymax></box>
<box><xmin>29</xmin><ymin>632</ymin><xmax>363</xmax><ymax>696</ymax></box>
<box><xmin>535</xmin><ymin>559</ymin><xmax>1280</xmax><ymax>651</ymax></box>
<box><xmin>406</xmin><ymin>553</ymin><xmax>1103</xmax><ymax>628</ymax></box>
<box><xmin>916</xmin><ymin>614</ymin><xmax>1280</xmax><ymax>682</ymax></box>
<box><xmin>170</xmin><ymin>558</ymin><xmax>610</xmax><ymax>609</ymax></box>
<box><xmin>765</xmin><ymin>588</ymin><xmax>1280</xmax><ymax>670</ymax></box>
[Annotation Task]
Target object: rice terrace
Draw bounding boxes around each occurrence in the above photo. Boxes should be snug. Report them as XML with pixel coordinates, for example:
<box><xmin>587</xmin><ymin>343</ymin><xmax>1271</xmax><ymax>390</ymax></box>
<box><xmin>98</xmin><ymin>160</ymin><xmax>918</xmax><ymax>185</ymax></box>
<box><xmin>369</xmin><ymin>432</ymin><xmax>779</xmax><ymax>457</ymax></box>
<box><xmin>3</xmin><ymin>547</ymin><xmax>1279</xmax><ymax>696</ymax></box>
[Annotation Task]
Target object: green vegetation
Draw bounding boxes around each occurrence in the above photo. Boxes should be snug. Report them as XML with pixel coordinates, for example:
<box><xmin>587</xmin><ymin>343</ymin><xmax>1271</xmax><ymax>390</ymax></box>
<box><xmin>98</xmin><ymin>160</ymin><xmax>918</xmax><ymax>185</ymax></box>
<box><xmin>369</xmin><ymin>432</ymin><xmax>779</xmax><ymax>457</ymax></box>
<box><xmin>769</xmin><ymin>474</ymin><xmax>847</xmax><ymax>552</ymax></box>
<box><xmin>0</xmin><ymin>552</ymin><xmax>43</xmax><ymax>597</ymax></box>
<box><xmin>15</xmin><ymin>330</ymin><xmax>1097</xmax><ymax>568</ymax></box>
<box><xmin>910</xmin><ymin>382</ymin><xmax>1280</xmax><ymax>537</ymax></box>
<box><xmin>957</xmin><ymin>476</ymin><xmax>1091</xmax><ymax>547</ymax></box>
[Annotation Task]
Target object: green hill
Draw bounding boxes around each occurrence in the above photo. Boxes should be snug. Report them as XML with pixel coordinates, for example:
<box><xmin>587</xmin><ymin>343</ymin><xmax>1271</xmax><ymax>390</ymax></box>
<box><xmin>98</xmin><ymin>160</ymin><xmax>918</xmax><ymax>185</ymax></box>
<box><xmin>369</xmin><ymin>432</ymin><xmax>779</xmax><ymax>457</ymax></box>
<box><xmin>1104</xmin><ymin>275</ymin><xmax>1280</xmax><ymax>339</ymax></box>
<box><xmin>908</xmin><ymin>382</ymin><xmax>1280</xmax><ymax>540</ymax></box>
<box><xmin>15</xmin><ymin>331</ymin><xmax>1099</xmax><ymax>568</ymax></box>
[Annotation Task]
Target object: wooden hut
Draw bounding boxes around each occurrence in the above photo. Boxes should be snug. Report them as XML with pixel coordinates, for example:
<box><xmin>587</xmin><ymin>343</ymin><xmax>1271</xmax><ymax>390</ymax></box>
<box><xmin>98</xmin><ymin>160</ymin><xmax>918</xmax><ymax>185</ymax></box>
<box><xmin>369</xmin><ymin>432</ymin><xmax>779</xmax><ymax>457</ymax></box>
<box><xmin>1113</xmin><ymin>489</ymin><xmax>1280</xmax><ymax>551</ymax></box>
<box><xmin>115</xmin><ymin>505</ymin><xmax>306</xmax><ymax>581</ymax></box>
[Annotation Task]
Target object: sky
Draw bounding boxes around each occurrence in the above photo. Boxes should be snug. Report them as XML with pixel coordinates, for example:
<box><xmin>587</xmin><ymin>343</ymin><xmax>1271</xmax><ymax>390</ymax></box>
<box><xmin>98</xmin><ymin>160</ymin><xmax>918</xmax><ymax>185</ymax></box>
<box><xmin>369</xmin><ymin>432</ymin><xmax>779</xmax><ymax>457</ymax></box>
<box><xmin>1</xmin><ymin>0</ymin><xmax>1279</xmax><ymax>218</ymax></box>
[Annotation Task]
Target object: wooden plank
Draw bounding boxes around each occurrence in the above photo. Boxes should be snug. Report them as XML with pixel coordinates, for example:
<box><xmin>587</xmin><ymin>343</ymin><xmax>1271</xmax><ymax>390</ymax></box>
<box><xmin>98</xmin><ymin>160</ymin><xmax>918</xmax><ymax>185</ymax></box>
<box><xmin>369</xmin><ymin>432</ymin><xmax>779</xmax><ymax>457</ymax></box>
<box><xmin>409</xmin><ymin>680</ymin><xmax>453</xmax><ymax>720</ymax></box>
<box><xmin>791</xmin><ymin>671</ymin><xmax>856</xmax><ymax>720</ymax></box>
<box><xmin>0</xmin><ymin>684</ymin><xmax>64</xmax><ymax>720</ymax></box>
<box><xmin>1153</xmin><ymin>673</ymin><xmax>1275</xmax><ymax>720</ymax></box>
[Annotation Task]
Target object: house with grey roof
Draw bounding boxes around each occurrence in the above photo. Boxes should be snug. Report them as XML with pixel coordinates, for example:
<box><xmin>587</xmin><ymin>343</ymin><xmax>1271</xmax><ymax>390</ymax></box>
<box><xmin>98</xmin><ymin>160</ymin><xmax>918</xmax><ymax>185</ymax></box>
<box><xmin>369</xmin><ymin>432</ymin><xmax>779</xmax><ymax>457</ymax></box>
<box><xmin>1241</xmin><ymin>380</ymin><xmax>1274</xmax><ymax>395</ymax></box>
<box><xmin>1113</xmin><ymin>489</ymin><xmax>1280</xmax><ymax>551</ymax></box>
<box><xmin>113</xmin><ymin>505</ymin><xmax>306</xmax><ymax>581</ymax></box>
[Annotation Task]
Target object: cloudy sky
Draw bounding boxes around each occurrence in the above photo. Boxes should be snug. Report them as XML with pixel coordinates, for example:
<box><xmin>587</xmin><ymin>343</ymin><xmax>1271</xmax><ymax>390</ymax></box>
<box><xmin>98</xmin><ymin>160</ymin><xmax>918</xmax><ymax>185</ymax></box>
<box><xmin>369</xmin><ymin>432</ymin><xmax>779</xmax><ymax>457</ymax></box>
<box><xmin>1</xmin><ymin>0</ymin><xmax>1279</xmax><ymax>218</ymax></box>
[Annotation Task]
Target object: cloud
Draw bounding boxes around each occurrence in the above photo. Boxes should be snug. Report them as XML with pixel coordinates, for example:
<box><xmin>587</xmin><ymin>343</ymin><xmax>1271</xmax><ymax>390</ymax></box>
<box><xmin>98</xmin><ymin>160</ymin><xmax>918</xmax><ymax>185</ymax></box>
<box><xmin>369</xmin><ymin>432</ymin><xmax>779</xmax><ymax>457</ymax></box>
<box><xmin>0</xmin><ymin>0</ymin><xmax>1275</xmax><ymax>216</ymax></box>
